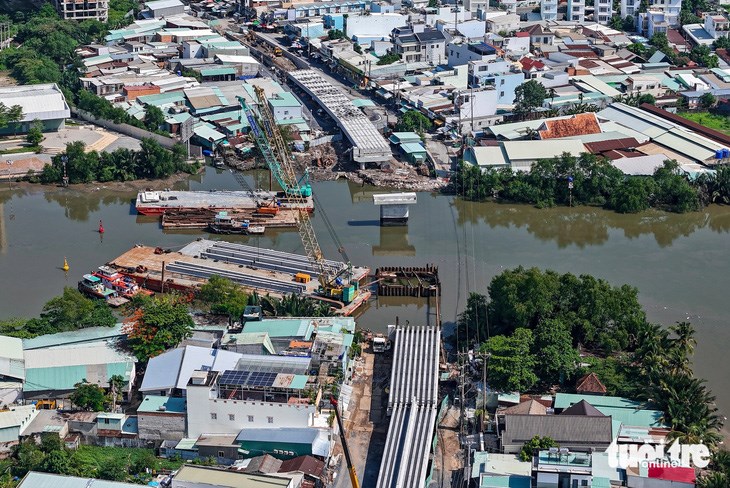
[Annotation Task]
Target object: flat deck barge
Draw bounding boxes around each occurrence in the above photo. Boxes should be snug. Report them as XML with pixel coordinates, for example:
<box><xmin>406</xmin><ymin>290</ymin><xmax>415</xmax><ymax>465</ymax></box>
<box><xmin>107</xmin><ymin>240</ymin><xmax>371</xmax><ymax>315</ymax></box>
<box><xmin>135</xmin><ymin>190</ymin><xmax>314</xmax><ymax>216</ymax></box>
<box><xmin>161</xmin><ymin>209</ymin><xmax>298</xmax><ymax>230</ymax></box>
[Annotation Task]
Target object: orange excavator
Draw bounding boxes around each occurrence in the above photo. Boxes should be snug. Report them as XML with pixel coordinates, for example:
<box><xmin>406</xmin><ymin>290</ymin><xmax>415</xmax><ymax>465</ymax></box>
<box><xmin>331</xmin><ymin>397</ymin><xmax>360</xmax><ymax>488</ymax></box>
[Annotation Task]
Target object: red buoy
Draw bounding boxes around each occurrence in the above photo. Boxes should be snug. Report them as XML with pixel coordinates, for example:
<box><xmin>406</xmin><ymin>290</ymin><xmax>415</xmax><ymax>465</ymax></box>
<box><xmin>98</xmin><ymin>220</ymin><xmax>105</xmax><ymax>234</ymax></box>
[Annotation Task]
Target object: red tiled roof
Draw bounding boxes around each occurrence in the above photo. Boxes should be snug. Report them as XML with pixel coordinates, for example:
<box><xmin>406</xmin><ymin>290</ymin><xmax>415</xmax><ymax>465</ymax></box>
<box><xmin>538</xmin><ymin>113</ymin><xmax>601</xmax><ymax>139</ymax></box>
<box><xmin>520</xmin><ymin>57</ymin><xmax>545</xmax><ymax>70</ymax></box>
<box><xmin>648</xmin><ymin>466</ymin><xmax>695</xmax><ymax>483</ymax></box>
<box><xmin>575</xmin><ymin>372</ymin><xmax>607</xmax><ymax>394</ymax></box>
<box><xmin>578</xmin><ymin>59</ymin><xmax>600</xmax><ymax>69</ymax></box>
<box><xmin>515</xmin><ymin>31</ymin><xmax>530</xmax><ymax>37</ymax></box>
<box><xmin>279</xmin><ymin>455</ymin><xmax>325</xmax><ymax>478</ymax></box>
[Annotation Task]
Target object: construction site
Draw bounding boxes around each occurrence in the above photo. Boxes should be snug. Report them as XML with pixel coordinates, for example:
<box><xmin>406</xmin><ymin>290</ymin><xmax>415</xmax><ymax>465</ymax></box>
<box><xmin>107</xmin><ymin>240</ymin><xmax>371</xmax><ymax>315</ymax></box>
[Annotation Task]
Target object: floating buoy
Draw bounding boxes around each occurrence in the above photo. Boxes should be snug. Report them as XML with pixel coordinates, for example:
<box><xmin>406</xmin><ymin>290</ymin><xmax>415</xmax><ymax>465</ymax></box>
<box><xmin>62</xmin><ymin>257</ymin><xmax>69</xmax><ymax>272</ymax></box>
<box><xmin>98</xmin><ymin>220</ymin><xmax>105</xmax><ymax>234</ymax></box>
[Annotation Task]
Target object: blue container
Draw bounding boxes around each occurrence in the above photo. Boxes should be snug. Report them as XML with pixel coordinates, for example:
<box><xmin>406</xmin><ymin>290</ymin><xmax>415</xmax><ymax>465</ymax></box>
<box><xmin>723</xmin><ymin>148</ymin><xmax>730</xmax><ymax>158</ymax></box>
<box><xmin>202</xmin><ymin>149</ymin><xmax>213</xmax><ymax>157</ymax></box>
<box><xmin>716</xmin><ymin>149</ymin><xmax>723</xmax><ymax>159</ymax></box>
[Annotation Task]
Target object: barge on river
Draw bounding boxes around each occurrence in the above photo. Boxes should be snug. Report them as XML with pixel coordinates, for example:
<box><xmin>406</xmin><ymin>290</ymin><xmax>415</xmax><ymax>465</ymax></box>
<box><xmin>135</xmin><ymin>190</ymin><xmax>314</xmax><ymax>216</ymax></box>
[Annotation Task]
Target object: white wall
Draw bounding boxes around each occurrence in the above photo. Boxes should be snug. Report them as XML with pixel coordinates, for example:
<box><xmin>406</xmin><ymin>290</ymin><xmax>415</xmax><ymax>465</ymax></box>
<box><xmin>186</xmin><ymin>385</ymin><xmax>314</xmax><ymax>438</ymax></box>
<box><xmin>502</xmin><ymin>36</ymin><xmax>530</xmax><ymax>56</ymax></box>
<box><xmin>458</xmin><ymin>89</ymin><xmax>498</xmax><ymax>119</ymax></box>
<box><xmin>346</xmin><ymin>13</ymin><xmax>407</xmax><ymax>40</ymax></box>
<box><xmin>272</xmin><ymin>105</ymin><xmax>303</xmax><ymax>121</ymax></box>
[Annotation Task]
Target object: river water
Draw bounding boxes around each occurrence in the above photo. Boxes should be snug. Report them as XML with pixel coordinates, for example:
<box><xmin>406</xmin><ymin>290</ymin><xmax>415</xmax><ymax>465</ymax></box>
<box><xmin>1</xmin><ymin>167</ymin><xmax>729</xmax><ymax>420</ymax></box>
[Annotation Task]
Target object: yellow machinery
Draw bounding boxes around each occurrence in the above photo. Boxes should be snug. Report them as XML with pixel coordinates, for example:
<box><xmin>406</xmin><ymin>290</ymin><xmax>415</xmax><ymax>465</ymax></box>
<box><xmin>332</xmin><ymin>397</ymin><xmax>360</xmax><ymax>488</ymax></box>
<box><xmin>248</xmin><ymin>86</ymin><xmax>359</xmax><ymax>304</ymax></box>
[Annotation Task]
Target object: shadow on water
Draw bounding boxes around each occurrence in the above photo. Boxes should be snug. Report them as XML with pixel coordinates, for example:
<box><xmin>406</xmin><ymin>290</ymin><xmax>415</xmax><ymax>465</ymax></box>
<box><xmin>347</xmin><ymin>220</ymin><xmax>381</xmax><ymax>227</ymax></box>
<box><xmin>453</xmin><ymin>199</ymin><xmax>730</xmax><ymax>248</ymax></box>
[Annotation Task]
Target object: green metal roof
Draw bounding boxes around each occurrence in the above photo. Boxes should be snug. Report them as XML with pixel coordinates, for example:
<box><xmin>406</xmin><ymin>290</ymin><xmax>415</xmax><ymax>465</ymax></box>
<box><xmin>242</xmin><ymin>317</ymin><xmax>355</xmax><ymax>339</ymax></box>
<box><xmin>137</xmin><ymin>92</ymin><xmax>185</xmax><ymax>107</ymax></box>
<box><xmin>200</xmin><ymin>67</ymin><xmax>237</xmax><ymax>77</ymax></box>
<box><xmin>268</xmin><ymin>92</ymin><xmax>300</xmax><ymax>107</ymax></box>
<box><xmin>18</xmin><ymin>472</ymin><xmax>142</xmax><ymax>488</ymax></box>
<box><xmin>480</xmin><ymin>475</ymin><xmax>531</xmax><ymax>488</ymax></box>
<box><xmin>389</xmin><ymin>132</ymin><xmax>422</xmax><ymax>144</ymax></box>
<box><xmin>554</xmin><ymin>393</ymin><xmax>643</xmax><ymax>410</ymax></box>
<box><xmin>592</xmin><ymin>477</ymin><xmax>612</xmax><ymax>488</ymax></box>
<box><xmin>175</xmin><ymin>438</ymin><xmax>199</xmax><ymax>451</ymax></box>
<box><xmin>288</xmin><ymin>375</ymin><xmax>309</xmax><ymax>390</ymax></box>
<box><xmin>352</xmin><ymin>98</ymin><xmax>376</xmax><ymax>108</ymax></box>
<box><xmin>400</xmin><ymin>142</ymin><xmax>427</xmax><ymax>154</ymax></box>
<box><xmin>137</xmin><ymin>395</ymin><xmax>187</xmax><ymax>413</ymax></box>
<box><xmin>597</xmin><ymin>406</ymin><xmax>666</xmax><ymax>428</ymax></box>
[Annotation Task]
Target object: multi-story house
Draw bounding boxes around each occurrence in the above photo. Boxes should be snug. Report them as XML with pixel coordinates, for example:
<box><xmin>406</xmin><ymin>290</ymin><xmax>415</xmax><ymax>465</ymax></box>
<box><xmin>625</xmin><ymin>0</ymin><xmax>681</xmax><ymax>36</ymax></box>
<box><xmin>566</xmin><ymin>0</ymin><xmax>585</xmax><ymax>22</ymax></box>
<box><xmin>541</xmin><ymin>0</ymin><xmax>559</xmax><ymax>21</ymax></box>
<box><xmin>393</xmin><ymin>27</ymin><xmax>447</xmax><ymax>65</ymax></box>
<box><xmin>54</xmin><ymin>0</ymin><xmax>108</xmax><ymax>21</ymax></box>
<box><xmin>467</xmin><ymin>59</ymin><xmax>524</xmax><ymax>105</ymax></box>
<box><xmin>595</xmin><ymin>0</ymin><xmax>612</xmax><ymax>24</ymax></box>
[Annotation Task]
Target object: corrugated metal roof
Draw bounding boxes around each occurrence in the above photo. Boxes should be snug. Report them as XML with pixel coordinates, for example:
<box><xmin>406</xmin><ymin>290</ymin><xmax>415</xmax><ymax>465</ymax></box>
<box><xmin>400</xmin><ymin>142</ymin><xmax>427</xmax><ymax>154</ymax></box>
<box><xmin>0</xmin><ymin>84</ymin><xmax>70</xmax><ymax>123</ymax></box>
<box><xmin>242</xmin><ymin>317</ymin><xmax>355</xmax><ymax>338</ymax></box>
<box><xmin>18</xmin><ymin>472</ymin><xmax>141</xmax><ymax>488</ymax></box>
<box><xmin>139</xmin><ymin>347</ymin><xmax>184</xmax><ymax>392</ymax></box>
<box><xmin>172</xmin><ymin>466</ymin><xmax>291</xmax><ymax>487</ymax></box>
<box><xmin>501</xmin><ymin>140</ymin><xmax>586</xmax><ymax>162</ymax></box>
<box><xmin>0</xmin><ymin>405</ymin><xmax>35</xmax><ymax>430</ymax></box>
<box><xmin>200</xmin><ymin>67</ymin><xmax>237</xmax><ymax>77</ymax></box>
<box><xmin>22</xmin><ymin>324</ymin><xmax>125</xmax><ymax>350</ymax></box>
<box><xmin>0</xmin><ymin>337</ymin><xmax>24</xmax><ymax>361</ymax></box>
<box><xmin>140</xmin><ymin>345</ymin><xmax>243</xmax><ymax>392</ymax></box>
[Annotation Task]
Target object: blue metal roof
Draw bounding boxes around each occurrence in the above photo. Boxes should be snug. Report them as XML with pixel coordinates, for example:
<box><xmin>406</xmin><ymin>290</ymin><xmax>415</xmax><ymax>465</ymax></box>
<box><xmin>22</xmin><ymin>324</ymin><xmax>125</xmax><ymax>350</ymax></box>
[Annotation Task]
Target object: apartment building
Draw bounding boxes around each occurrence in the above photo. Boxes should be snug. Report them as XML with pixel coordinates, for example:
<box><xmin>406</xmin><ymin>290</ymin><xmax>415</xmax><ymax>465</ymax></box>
<box><xmin>54</xmin><ymin>0</ymin><xmax>109</xmax><ymax>21</ymax></box>
<box><xmin>541</xmin><ymin>0</ymin><xmax>558</xmax><ymax>21</ymax></box>
<box><xmin>595</xmin><ymin>0</ymin><xmax>612</xmax><ymax>24</ymax></box>
<box><xmin>566</xmin><ymin>0</ymin><xmax>585</xmax><ymax>23</ymax></box>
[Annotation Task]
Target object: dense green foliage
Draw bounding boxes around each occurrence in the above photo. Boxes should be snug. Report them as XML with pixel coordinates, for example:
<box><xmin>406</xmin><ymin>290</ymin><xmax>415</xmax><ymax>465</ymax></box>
<box><xmin>70</xmin><ymin>382</ymin><xmax>107</xmax><ymax>411</ymax></box>
<box><xmin>454</xmin><ymin>153</ymin><xmax>707</xmax><ymax>214</ymax></box>
<box><xmin>377</xmin><ymin>53</ymin><xmax>401</xmax><ymax>65</ymax></box>
<box><xmin>198</xmin><ymin>275</ymin><xmax>248</xmax><ymax>326</ymax></box>
<box><xmin>249</xmin><ymin>292</ymin><xmax>336</xmax><ymax>317</ymax></box>
<box><xmin>10</xmin><ymin>441</ymin><xmax>181</xmax><ymax>483</ymax></box>
<box><xmin>0</xmin><ymin>287</ymin><xmax>115</xmax><ymax>339</ymax></box>
<box><xmin>76</xmin><ymin>89</ymin><xmax>151</xmax><ymax>130</ymax></box>
<box><xmin>0</xmin><ymin>102</ymin><xmax>23</xmax><ymax>130</ymax></box>
<box><xmin>327</xmin><ymin>29</ymin><xmax>345</xmax><ymax>40</ymax></box>
<box><xmin>40</xmin><ymin>139</ymin><xmax>194</xmax><ymax>184</ymax></box>
<box><xmin>519</xmin><ymin>436</ymin><xmax>557</xmax><ymax>462</ymax></box>
<box><xmin>26</xmin><ymin>119</ymin><xmax>44</xmax><ymax>146</ymax></box>
<box><xmin>513</xmin><ymin>80</ymin><xmax>547</xmax><ymax>118</ymax></box>
<box><xmin>124</xmin><ymin>294</ymin><xmax>194</xmax><ymax>362</ymax></box>
<box><xmin>460</xmin><ymin>267</ymin><xmax>723</xmax><ymax>449</ymax></box>
<box><xmin>396</xmin><ymin>110</ymin><xmax>432</xmax><ymax>135</ymax></box>
<box><xmin>479</xmin><ymin>328</ymin><xmax>537</xmax><ymax>392</ymax></box>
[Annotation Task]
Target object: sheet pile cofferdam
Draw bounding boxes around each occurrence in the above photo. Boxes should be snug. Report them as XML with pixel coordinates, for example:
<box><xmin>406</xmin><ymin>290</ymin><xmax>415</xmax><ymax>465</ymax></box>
<box><xmin>377</xmin><ymin>325</ymin><xmax>440</xmax><ymax>488</ymax></box>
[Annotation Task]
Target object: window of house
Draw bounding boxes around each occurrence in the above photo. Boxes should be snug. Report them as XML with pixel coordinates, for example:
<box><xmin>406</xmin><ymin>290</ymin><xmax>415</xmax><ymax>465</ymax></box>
<box><xmin>218</xmin><ymin>450</ymin><xmax>225</xmax><ymax>458</ymax></box>
<box><xmin>248</xmin><ymin>415</ymin><xmax>254</xmax><ymax>422</ymax></box>
<box><xmin>500</xmin><ymin>79</ymin><xmax>505</xmax><ymax>85</ymax></box>
<box><xmin>500</xmin><ymin>91</ymin><xmax>505</xmax><ymax>97</ymax></box>
<box><xmin>229</xmin><ymin>414</ymin><xmax>235</xmax><ymax>421</ymax></box>
<box><xmin>268</xmin><ymin>416</ymin><xmax>274</xmax><ymax>424</ymax></box>
<box><xmin>210</xmin><ymin>413</ymin><xmax>217</xmax><ymax>420</ymax></box>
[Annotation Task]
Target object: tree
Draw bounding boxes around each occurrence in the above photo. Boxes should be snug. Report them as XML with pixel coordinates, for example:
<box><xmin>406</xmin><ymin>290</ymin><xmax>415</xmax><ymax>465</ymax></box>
<box><xmin>697</xmin><ymin>473</ymin><xmax>729</xmax><ymax>488</ymax></box>
<box><xmin>428</xmin><ymin>0</ymin><xmax>439</xmax><ymax>6</ymax></box>
<box><xmin>123</xmin><ymin>294</ymin><xmax>194</xmax><ymax>362</ymax></box>
<box><xmin>0</xmin><ymin>102</ymin><xmax>23</xmax><ymax>130</ymax></box>
<box><xmin>198</xmin><ymin>275</ymin><xmax>248</xmax><ymax>326</ymax></box>
<box><xmin>40</xmin><ymin>450</ymin><xmax>70</xmax><ymax>475</ymax></box>
<box><xmin>143</xmin><ymin>106</ymin><xmax>165</xmax><ymax>131</ymax></box>
<box><xmin>699</xmin><ymin>92</ymin><xmax>717</xmax><ymax>110</ymax></box>
<box><xmin>98</xmin><ymin>458</ymin><xmax>128</xmax><ymax>481</ymax></box>
<box><xmin>609</xmin><ymin>177</ymin><xmax>654</xmax><ymax>213</ymax></box>
<box><xmin>12</xmin><ymin>439</ymin><xmax>45</xmax><ymax>477</ymax></box>
<box><xmin>327</xmin><ymin>29</ymin><xmax>345</xmax><ymax>40</ymax></box>
<box><xmin>26</xmin><ymin>119</ymin><xmax>44</xmax><ymax>146</ymax></box>
<box><xmin>714</xmin><ymin>36</ymin><xmax>730</xmax><ymax>50</ymax></box>
<box><xmin>70</xmin><ymin>381</ymin><xmax>106</xmax><ymax>411</ymax></box>
<box><xmin>353</xmin><ymin>43</ymin><xmax>362</xmax><ymax>54</ymax></box>
<box><xmin>480</xmin><ymin>328</ymin><xmax>537</xmax><ymax>392</ymax></box>
<box><xmin>396</xmin><ymin>109</ymin><xmax>432</xmax><ymax>135</ymax></box>
<box><xmin>533</xmin><ymin>319</ymin><xmax>579</xmax><ymax>386</ymax></box>
<box><xmin>638</xmin><ymin>93</ymin><xmax>656</xmax><ymax>105</ymax></box>
<box><xmin>513</xmin><ymin>80</ymin><xmax>547</xmax><ymax>118</ymax></box>
<box><xmin>20</xmin><ymin>287</ymin><xmax>116</xmax><ymax>337</ymax></box>
<box><xmin>519</xmin><ymin>436</ymin><xmax>557</xmax><ymax>462</ymax></box>
<box><xmin>109</xmin><ymin>374</ymin><xmax>126</xmax><ymax>411</ymax></box>
<box><xmin>455</xmin><ymin>292</ymin><xmax>490</xmax><ymax>346</ymax></box>
<box><xmin>377</xmin><ymin>53</ymin><xmax>400</xmax><ymax>65</ymax></box>
<box><xmin>622</xmin><ymin>15</ymin><xmax>635</xmax><ymax>31</ymax></box>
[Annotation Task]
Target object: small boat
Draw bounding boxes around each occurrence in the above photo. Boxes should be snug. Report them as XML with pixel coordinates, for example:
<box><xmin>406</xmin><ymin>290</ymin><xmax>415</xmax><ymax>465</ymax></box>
<box><xmin>78</xmin><ymin>274</ymin><xmax>118</xmax><ymax>300</ymax></box>
<box><xmin>93</xmin><ymin>265</ymin><xmax>153</xmax><ymax>299</ymax></box>
<box><xmin>207</xmin><ymin>212</ymin><xmax>265</xmax><ymax>235</ymax></box>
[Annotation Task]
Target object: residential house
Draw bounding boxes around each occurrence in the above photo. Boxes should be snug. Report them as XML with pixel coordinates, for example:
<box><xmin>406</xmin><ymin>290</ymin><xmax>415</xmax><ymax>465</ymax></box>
<box><xmin>637</xmin><ymin>0</ymin><xmax>682</xmax><ymax>37</ymax></box>
<box><xmin>567</xmin><ymin>0</ymin><xmax>586</xmax><ymax>23</ymax></box>
<box><xmin>53</xmin><ymin>0</ymin><xmax>108</xmax><ymax>21</ymax></box>
<box><xmin>683</xmin><ymin>14</ymin><xmax>730</xmax><ymax>46</ymax></box>
<box><xmin>575</xmin><ymin>372</ymin><xmax>607</xmax><ymax>395</ymax></box>
<box><xmin>537</xmin><ymin>113</ymin><xmax>602</xmax><ymax>139</ymax></box>
<box><xmin>142</xmin><ymin>0</ymin><xmax>186</xmax><ymax>19</ymax></box>
<box><xmin>346</xmin><ymin>13</ymin><xmax>409</xmax><ymax>42</ymax></box>
<box><xmin>531</xmin><ymin>449</ymin><xmax>594</xmax><ymax>488</ymax></box>
<box><xmin>278</xmin><ymin>455</ymin><xmax>326</xmax><ymax>485</ymax></box>
<box><xmin>519</xmin><ymin>57</ymin><xmax>549</xmax><ymax>79</ymax></box>
<box><xmin>554</xmin><ymin>393</ymin><xmax>666</xmax><ymax>428</ymax></box>
<box><xmin>595</xmin><ymin>0</ymin><xmax>613</xmax><ymax>24</ymax></box>
<box><xmin>486</xmin><ymin>14</ymin><xmax>520</xmax><ymax>34</ymax></box>
<box><xmin>467</xmin><ymin>60</ymin><xmax>523</xmax><ymax>105</ymax></box>
<box><xmin>394</xmin><ymin>27</ymin><xmax>447</xmax><ymax>65</ymax></box>
<box><xmin>500</xmin><ymin>414</ymin><xmax>613</xmax><ymax>454</ymax></box>
<box><xmin>541</xmin><ymin>0</ymin><xmax>559</xmax><ymax>21</ymax></box>
<box><xmin>522</xmin><ymin>24</ymin><xmax>555</xmax><ymax>47</ymax></box>
<box><xmin>447</xmin><ymin>41</ymin><xmax>498</xmax><ymax>67</ymax></box>
<box><xmin>137</xmin><ymin>395</ymin><xmax>187</xmax><ymax>441</ymax></box>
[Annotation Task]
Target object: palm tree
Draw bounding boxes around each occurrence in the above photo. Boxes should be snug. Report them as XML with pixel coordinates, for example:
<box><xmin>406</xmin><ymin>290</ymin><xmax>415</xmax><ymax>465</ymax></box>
<box><xmin>668</xmin><ymin>321</ymin><xmax>696</xmax><ymax>375</ymax></box>
<box><xmin>697</xmin><ymin>472</ymin><xmax>728</xmax><ymax>488</ymax></box>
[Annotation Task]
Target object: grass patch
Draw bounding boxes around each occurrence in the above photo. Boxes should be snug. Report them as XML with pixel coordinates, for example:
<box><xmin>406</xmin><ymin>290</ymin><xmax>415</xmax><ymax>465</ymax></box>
<box><xmin>0</xmin><ymin>146</ymin><xmax>40</xmax><ymax>155</ymax></box>
<box><xmin>70</xmin><ymin>445</ymin><xmax>183</xmax><ymax>479</ymax></box>
<box><xmin>677</xmin><ymin>111</ymin><xmax>730</xmax><ymax>135</ymax></box>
